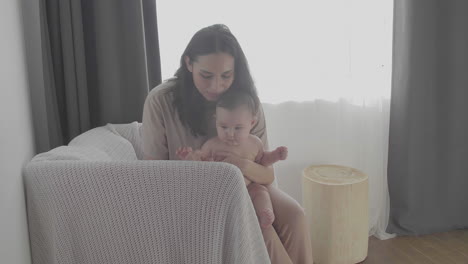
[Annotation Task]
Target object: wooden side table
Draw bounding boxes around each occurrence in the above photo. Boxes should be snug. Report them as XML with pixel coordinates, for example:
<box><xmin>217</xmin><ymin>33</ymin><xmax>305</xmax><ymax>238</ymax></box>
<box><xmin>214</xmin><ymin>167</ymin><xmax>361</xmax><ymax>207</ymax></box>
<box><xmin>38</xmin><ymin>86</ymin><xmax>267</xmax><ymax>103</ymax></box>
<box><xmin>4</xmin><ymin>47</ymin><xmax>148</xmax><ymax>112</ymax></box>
<box><xmin>302</xmin><ymin>165</ymin><xmax>368</xmax><ymax>264</ymax></box>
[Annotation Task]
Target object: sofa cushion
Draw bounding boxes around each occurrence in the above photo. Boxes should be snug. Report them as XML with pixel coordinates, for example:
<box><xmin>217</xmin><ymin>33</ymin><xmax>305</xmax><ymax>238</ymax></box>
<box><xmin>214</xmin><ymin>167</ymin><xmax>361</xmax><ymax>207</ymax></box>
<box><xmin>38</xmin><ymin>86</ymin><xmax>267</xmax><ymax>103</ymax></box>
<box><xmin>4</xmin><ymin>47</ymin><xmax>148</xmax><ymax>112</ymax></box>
<box><xmin>68</xmin><ymin>124</ymin><xmax>138</xmax><ymax>161</ymax></box>
<box><xmin>31</xmin><ymin>145</ymin><xmax>112</xmax><ymax>162</ymax></box>
<box><xmin>108</xmin><ymin>122</ymin><xmax>144</xmax><ymax>160</ymax></box>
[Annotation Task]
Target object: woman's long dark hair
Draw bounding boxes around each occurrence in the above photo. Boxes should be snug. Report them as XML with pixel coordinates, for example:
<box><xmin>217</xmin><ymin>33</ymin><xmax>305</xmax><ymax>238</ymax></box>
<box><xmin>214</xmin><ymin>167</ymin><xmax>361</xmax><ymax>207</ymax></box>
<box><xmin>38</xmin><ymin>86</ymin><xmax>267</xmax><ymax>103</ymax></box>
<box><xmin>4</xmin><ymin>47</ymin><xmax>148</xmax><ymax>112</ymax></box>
<box><xmin>167</xmin><ymin>24</ymin><xmax>259</xmax><ymax>137</ymax></box>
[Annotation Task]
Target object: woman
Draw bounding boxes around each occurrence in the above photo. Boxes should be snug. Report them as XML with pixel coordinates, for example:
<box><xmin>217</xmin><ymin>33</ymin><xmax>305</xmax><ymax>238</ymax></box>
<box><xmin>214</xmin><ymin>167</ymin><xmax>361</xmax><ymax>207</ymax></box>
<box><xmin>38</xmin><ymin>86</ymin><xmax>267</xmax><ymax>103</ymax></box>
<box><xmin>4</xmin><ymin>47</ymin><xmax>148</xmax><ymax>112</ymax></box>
<box><xmin>142</xmin><ymin>24</ymin><xmax>313</xmax><ymax>264</ymax></box>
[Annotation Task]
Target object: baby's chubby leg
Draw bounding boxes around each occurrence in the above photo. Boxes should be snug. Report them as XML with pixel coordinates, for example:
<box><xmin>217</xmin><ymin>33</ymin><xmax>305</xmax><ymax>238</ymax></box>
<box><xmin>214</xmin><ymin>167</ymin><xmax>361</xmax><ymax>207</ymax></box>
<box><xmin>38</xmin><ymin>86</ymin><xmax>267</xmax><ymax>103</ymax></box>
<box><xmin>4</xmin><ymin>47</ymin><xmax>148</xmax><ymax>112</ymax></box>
<box><xmin>244</xmin><ymin>177</ymin><xmax>252</xmax><ymax>185</ymax></box>
<box><xmin>248</xmin><ymin>183</ymin><xmax>275</xmax><ymax>229</ymax></box>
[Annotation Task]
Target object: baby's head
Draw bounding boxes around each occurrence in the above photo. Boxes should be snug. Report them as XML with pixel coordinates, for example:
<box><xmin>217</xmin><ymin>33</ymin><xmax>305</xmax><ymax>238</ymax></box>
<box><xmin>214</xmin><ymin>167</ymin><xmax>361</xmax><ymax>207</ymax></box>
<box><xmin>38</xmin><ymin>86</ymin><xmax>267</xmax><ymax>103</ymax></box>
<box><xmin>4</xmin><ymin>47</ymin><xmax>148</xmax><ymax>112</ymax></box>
<box><xmin>215</xmin><ymin>89</ymin><xmax>258</xmax><ymax>146</ymax></box>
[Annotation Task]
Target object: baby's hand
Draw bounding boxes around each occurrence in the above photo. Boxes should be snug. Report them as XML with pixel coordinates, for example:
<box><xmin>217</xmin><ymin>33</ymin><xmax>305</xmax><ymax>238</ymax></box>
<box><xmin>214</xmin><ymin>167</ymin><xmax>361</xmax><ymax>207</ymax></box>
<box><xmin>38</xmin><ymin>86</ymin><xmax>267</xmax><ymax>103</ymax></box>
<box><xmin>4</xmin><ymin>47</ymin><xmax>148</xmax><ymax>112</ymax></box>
<box><xmin>276</xmin><ymin>146</ymin><xmax>288</xmax><ymax>160</ymax></box>
<box><xmin>177</xmin><ymin>147</ymin><xmax>214</xmax><ymax>161</ymax></box>
<box><xmin>176</xmin><ymin>147</ymin><xmax>193</xmax><ymax>160</ymax></box>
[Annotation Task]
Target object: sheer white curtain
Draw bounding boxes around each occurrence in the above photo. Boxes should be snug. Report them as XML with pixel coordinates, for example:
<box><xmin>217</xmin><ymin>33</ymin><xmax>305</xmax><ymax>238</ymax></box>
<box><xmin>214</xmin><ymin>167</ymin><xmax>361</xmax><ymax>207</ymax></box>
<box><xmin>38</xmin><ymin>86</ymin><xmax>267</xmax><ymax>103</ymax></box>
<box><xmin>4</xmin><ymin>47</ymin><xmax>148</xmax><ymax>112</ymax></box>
<box><xmin>157</xmin><ymin>0</ymin><xmax>395</xmax><ymax>239</ymax></box>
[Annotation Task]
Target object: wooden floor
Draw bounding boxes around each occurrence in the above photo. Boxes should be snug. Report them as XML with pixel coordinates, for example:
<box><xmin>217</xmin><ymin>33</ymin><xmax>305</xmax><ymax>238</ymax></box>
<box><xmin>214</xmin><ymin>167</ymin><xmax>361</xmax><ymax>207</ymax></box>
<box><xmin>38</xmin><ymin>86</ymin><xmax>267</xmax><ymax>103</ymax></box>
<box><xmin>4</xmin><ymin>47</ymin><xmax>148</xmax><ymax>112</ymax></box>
<box><xmin>361</xmin><ymin>229</ymin><xmax>468</xmax><ymax>264</ymax></box>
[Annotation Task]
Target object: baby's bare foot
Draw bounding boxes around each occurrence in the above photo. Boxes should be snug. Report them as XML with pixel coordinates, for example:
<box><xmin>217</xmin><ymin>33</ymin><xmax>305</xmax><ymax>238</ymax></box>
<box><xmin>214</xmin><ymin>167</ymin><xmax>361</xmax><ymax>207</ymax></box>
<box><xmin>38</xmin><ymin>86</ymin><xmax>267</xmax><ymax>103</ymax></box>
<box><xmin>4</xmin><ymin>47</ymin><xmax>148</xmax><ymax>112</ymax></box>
<box><xmin>258</xmin><ymin>208</ymin><xmax>275</xmax><ymax>229</ymax></box>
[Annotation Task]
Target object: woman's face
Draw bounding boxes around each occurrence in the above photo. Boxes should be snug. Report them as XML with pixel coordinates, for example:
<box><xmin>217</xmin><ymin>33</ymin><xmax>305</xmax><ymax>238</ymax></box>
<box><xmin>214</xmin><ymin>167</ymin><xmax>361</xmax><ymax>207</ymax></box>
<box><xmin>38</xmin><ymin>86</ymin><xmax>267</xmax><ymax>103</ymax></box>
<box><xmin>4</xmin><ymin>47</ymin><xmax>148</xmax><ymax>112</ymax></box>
<box><xmin>185</xmin><ymin>52</ymin><xmax>235</xmax><ymax>101</ymax></box>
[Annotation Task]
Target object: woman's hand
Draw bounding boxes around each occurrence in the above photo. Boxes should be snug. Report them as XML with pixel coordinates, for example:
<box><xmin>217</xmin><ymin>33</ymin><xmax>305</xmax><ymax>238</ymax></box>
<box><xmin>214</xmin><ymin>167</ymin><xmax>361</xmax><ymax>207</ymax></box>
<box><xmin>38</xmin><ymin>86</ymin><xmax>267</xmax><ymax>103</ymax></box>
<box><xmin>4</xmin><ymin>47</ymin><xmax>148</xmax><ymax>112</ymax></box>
<box><xmin>214</xmin><ymin>151</ymin><xmax>274</xmax><ymax>185</ymax></box>
<box><xmin>213</xmin><ymin>151</ymin><xmax>247</xmax><ymax>171</ymax></box>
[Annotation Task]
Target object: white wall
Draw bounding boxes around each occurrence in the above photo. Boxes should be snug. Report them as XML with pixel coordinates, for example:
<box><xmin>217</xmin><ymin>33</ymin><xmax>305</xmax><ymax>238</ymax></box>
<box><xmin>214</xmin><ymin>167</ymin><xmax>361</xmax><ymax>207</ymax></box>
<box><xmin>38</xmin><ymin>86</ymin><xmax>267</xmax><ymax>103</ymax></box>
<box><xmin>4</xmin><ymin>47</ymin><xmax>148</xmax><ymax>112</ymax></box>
<box><xmin>0</xmin><ymin>0</ymin><xmax>36</xmax><ymax>263</ymax></box>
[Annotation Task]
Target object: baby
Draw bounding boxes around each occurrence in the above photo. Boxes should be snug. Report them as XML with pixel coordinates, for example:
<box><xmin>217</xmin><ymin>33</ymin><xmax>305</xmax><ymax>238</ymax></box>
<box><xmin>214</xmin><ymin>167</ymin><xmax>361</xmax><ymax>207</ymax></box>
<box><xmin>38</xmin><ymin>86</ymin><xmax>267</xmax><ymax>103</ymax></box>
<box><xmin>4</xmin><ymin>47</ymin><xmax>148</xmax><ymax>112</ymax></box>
<box><xmin>176</xmin><ymin>89</ymin><xmax>287</xmax><ymax>229</ymax></box>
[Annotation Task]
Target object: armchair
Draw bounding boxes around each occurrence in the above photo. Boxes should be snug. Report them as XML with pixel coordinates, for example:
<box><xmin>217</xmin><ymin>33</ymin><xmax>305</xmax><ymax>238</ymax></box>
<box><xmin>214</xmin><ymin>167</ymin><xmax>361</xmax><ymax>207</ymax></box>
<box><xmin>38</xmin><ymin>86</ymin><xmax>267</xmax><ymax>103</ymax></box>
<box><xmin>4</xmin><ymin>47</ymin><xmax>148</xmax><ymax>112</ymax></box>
<box><xmin>24</xmin><ymin>122</ymin><xmax>269</xmax><ymax>264</ymax></box>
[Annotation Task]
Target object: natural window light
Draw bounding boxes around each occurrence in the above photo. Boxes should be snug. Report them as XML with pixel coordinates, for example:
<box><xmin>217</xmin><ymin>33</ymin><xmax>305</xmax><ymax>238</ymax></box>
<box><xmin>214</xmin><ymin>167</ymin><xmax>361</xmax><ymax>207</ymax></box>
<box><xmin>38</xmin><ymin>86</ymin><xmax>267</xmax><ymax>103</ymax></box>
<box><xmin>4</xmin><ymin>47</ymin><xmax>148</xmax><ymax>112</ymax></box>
<box><xmin>156</xmin><ymin>0</ymin><xmax>393</xmax><ymax>104</ymax></box>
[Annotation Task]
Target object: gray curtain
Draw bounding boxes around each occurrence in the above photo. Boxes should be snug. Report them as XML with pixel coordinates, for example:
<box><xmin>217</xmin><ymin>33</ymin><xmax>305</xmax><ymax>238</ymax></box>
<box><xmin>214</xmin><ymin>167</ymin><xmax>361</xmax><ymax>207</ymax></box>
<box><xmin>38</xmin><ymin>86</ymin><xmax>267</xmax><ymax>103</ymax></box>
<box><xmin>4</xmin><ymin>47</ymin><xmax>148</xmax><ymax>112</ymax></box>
<box><xmin>32</xmin><ymin>0</ymin><xmax>161</xmax><ymax>153</ymax></box>
<box><xmin>387</xmin><ymin>0</ymin><xmax>468</xmax><ymax>235</ymax></box>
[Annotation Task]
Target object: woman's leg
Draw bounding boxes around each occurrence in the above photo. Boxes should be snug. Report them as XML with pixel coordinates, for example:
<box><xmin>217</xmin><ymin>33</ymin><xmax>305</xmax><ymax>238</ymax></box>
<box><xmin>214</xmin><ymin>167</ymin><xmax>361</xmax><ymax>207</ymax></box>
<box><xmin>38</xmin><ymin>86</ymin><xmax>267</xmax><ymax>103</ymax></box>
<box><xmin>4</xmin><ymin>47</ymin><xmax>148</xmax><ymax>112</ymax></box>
<box><xmin>268</xmin><ymin>185</ymin><xmax>314</xmax><ymax>264</ymax></box>
<box><xmin>262</xmin><ymin>226</ymin><xmax>293</xmax><ymax>264</ymax></box>
<box><xmin>248</xmin><ymin>183</ymin><xmax>275</xmax><ymax>229</ymax></box>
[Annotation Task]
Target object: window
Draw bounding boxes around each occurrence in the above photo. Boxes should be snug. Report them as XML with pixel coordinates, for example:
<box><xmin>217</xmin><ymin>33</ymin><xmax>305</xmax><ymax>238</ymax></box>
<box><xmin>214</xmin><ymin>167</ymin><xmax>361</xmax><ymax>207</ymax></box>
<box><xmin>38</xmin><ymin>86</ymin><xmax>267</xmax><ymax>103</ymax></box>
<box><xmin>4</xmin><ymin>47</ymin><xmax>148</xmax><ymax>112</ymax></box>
<box><xmin>157</xmin><ymin>0</ymin><xmax>393</xmax><ymax>104</ymax></box>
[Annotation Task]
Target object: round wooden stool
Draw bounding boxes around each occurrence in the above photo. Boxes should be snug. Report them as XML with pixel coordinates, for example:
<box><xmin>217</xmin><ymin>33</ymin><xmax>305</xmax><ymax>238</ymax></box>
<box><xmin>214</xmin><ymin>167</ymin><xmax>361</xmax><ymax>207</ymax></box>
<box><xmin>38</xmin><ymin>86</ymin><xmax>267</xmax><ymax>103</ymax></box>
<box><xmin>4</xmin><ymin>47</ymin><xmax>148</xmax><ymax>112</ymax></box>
<box><xmin>302</xmin><ymin>165</ymin><xmax>368</xmax><ymax>264</ymax></box>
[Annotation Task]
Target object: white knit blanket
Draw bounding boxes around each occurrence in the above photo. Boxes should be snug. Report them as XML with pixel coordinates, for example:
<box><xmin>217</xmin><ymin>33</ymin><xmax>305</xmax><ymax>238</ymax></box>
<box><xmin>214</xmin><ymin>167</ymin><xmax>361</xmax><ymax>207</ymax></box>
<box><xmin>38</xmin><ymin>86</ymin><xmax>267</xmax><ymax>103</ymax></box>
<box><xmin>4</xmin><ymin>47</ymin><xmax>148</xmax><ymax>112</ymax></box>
<box><xmin>25</xmin><ymin>123</ymin><xmax>269</xmax><ymax>264</ymax></box>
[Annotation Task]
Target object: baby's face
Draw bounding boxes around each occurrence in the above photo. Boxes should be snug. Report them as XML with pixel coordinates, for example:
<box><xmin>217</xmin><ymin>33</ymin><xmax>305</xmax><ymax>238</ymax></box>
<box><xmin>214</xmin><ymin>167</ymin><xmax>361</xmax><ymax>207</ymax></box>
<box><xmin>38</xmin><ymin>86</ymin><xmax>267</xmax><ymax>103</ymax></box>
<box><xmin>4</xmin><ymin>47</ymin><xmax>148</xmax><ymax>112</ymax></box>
<box><xmin>215</xmin><ymin>106</ymin><xmax>255</xmax><ymax>146</ymax></box>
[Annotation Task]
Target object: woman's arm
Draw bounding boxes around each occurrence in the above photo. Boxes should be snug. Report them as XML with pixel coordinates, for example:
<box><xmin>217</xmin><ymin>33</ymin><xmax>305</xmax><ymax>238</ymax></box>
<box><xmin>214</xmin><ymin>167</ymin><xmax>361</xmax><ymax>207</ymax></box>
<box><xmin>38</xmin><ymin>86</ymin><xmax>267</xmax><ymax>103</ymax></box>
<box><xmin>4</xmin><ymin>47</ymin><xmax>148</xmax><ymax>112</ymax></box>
<box><xmin>217</xmin><ymin>153</ymin><xmax>274</xmax><ymax>185</ymax></box>
<box><xmin>246</xmin><ymin>104</ymin><xmax>275</xmax><ymax>184</ymax></box>
<box><xmin>142</xmin><ymin>88</ymin><xmax>169</xmax><ymax>160</ymax></box>
<box><xmin>241</xmin><ymin>160</ymin><xmax>275</xmax><ymax>185</ymax></box>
